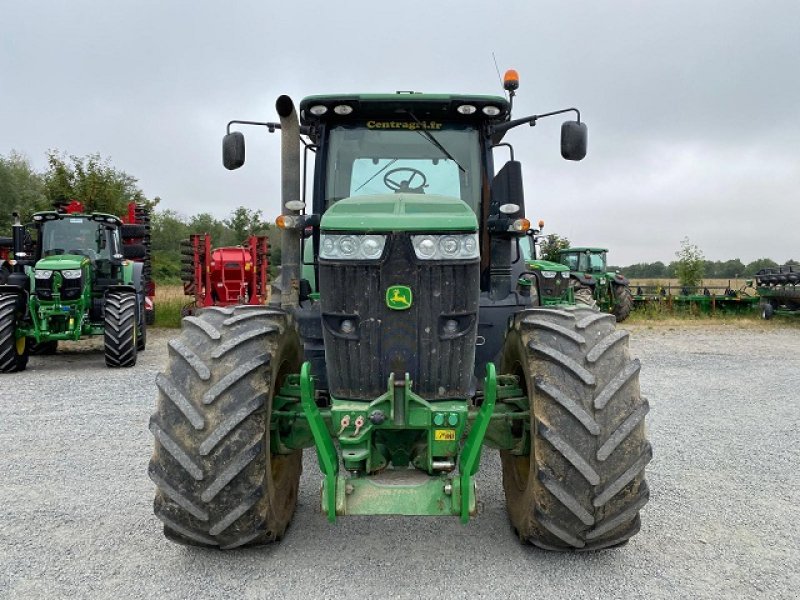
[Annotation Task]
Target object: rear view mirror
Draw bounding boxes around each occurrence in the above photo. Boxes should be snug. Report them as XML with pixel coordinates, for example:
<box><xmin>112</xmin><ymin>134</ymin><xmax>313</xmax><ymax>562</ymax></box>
<box><xmin>561</xmin><ymin>121</ymin><xmax>587</xmax><ymax>161</ymax></box>
<box><xmin>223</xmin><ymin>131</ymin><xmax>246</xmax><ymax>170</ymax></box>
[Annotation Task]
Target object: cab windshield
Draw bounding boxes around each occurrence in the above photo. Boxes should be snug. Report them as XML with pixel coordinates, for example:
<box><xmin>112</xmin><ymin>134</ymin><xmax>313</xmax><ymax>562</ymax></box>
<box><xmin>564</xmin><ymin>252</ymin><xmax>607</xmax><ymax>272</ymax></box>
<box><xmin>323</xmin><ymin>123</ymin><xmax>482</xmax><ymax>212</ymax></box>
<box><xmin>40</xmin><ymin>218</ymin><xmax>114</xmax><ymax>261</ymax></box>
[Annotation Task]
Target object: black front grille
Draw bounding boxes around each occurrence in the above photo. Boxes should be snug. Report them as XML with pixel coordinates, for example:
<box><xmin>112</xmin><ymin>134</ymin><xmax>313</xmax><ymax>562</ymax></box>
<box><xmin>35</xmin><ymin>275</ymin><xmax>53</xmax><ymax>300</ymax></box>
<box><xmin>319</xmin><ymin>234</ymin><xmax>479</xmax><ymax>400</ymax></box>
<box><xmin>34</xmin><ymin>273</ymin><xmax>83</xmax><ymax>301</ymax></box>
<box><xmin>538</xmin><ymin>273</ymin><xmax>569</xmax><ymax>299</ymax></box>
<box><xmin>61</xmin><ymin>276</ymin><xmax>82</xmax><ymax>300</ymax></box>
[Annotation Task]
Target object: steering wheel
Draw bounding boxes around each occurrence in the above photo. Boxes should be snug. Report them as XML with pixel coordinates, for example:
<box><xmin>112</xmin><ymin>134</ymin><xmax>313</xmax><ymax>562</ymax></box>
<box><xmin>383</xmin><ymin>167</ymin><xmax>427</xmax><ymax>194</ymax></box>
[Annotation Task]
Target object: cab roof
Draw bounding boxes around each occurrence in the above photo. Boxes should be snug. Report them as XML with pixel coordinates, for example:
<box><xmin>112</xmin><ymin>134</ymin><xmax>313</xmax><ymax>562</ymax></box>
<box><xmin>560</xmin><ymin>247</ymin><xmax>608</xmax><ymax>253</ymax></box>
<box><xmin>299</xmin><ymin>93</ymin><xmax>510</xmax><ymax>126</ymax></box>
<box><xmin>32</xmin><ymin>211</ymin><xmax>122</xmax><ymax>226</ymax></box>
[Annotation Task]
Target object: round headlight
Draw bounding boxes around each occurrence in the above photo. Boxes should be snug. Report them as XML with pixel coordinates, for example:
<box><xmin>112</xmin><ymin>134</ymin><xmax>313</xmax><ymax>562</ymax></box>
<box><xmin>338</xmin><ymin>236</ymin><xmax>358</xmax><ymax>256</ymax></box>
<box><xmin>322</xmin><ymin>237</ymin><xmax>335</xmax><ymax>254</ymax></box>
<box><xmin>309</xmin><ymin>105</ymin><xmax>328</xmax><ymax>116</ymax></box>
<box><xmin>417</xmin><ymin>237</ymin><xmax>436</xmax><ymax>257</ymax></box>
<box><xmin>362</xmin><ymin>235</ymin><xmax>383</xmax><ymax>258</ymax></box>
<box><xmin>457</xmin><ymin>104</ymin><xmax>477</xmax><ymax>115</ymax></box>
<box><xmin>462</xmin><ymin>236</ymin><xmax>477</xmax><ymax>255</ymax></box>
<box><xmin>439</xmin><ymin>236</ymin><xmax>459</xmax><ymax>256</ymax></box>
<box><xmin>482</xmin><ymin>106</ymin><xmax>501</xmax><ymax>116</ymax></box>
<box><xmin>333</xmin><ymin>104</ymin><xmax>353</xmax><ymax>115</ymax></box>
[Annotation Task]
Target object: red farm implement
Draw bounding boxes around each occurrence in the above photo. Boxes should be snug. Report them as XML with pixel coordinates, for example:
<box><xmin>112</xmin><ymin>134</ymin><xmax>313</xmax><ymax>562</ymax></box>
<box><xmin>179</xmin><ymin>234</ymin><xmax>269</xmax><ymax>315</ymax></box>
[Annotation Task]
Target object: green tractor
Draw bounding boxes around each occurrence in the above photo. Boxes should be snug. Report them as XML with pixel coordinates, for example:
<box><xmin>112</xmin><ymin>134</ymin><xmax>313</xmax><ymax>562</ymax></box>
<box><xmin>150</xmin><ymin>76</ymin><xmax>651</xmax><ymax>551</ymax></box>
<box><xmin>0</xmin><ymin>209</ymin><xmax>146</xmax><ymax>372</ymax></box>
<box><xmin>557</xmin><ymin>247</ymin><xmax>633</xmax><ymax>322</ymax></box>
<box><xmin>519</xmin><ymin>228</ymin><xmax>575</xmax><ymax>306</ymax></box>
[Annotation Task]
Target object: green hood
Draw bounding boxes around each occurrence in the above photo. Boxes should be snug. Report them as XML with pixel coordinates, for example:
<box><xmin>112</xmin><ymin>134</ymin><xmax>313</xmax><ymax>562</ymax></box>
<box><xmin>321</xmin><ymin>194</ymin><xmax>478</xmax><ymax>232</ymax></box>
<box><xmin>526</xmin><ymin>259</ymin><xmax>570</xmax><ymax>272</ymax></box>
<box><xmin>35</xmin><ymin>255</ymin><xmax>87</xmax><ymax>271</ymax></box>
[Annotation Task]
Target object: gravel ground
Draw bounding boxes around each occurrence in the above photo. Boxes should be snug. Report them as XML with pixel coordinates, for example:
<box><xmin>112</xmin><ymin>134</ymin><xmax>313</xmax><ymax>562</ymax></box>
<box><xmin>0</xmin><ymin>324</ymin><xmax>798</xmax><ymax>599</ymax></box>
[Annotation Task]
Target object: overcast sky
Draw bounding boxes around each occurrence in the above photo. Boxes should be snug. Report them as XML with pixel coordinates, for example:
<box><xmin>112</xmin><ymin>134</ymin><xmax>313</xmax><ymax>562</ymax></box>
<box><xmin>2</xmin><ymin>1</ymin><xmax>798</xmax><ymax>265</ymax></box>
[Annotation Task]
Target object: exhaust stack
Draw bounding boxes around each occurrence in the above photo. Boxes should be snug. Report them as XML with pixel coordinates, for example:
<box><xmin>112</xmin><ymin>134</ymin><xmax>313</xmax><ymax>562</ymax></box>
<box><xmin>275</xmin><ymin>95</ymin><xmax>302</xmax><ymax>309</ymax></box>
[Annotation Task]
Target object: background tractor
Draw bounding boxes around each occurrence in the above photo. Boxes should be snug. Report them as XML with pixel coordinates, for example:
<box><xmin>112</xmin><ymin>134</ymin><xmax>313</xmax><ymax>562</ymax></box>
<box><xmin>0</xmin><ymin>204</ymin><xmax>147</xmax><ymax>372</ymax></box>
<box><xmin>178</xmin><ymin>233</ymin><xmax>269</xmax><ymax>315</ymax></box>
<box><xmin>150</xmin><ymin>73</ymin><xmax>650</xmax><ymax>551</ymax></box>
<box><xmin>519</xmin><ymin>226</ymin><xmax>575</xmax><ymax>306</ymax></box>
<box><xmin>557</xmin><ymin>247</ymin><xmax>633</xmax><ymax>322</ymax></box>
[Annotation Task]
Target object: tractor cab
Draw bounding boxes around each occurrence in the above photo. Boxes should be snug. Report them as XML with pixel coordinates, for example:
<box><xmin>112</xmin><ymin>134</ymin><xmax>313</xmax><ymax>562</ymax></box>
<box><xmin>30</xmin><ymin>211</ymin><xmax>127</xmax><ymax>291</ymax></box>
<box><xmin>558</xmin><ymin>246</ymin><xmax>608</xmax><ymax>275</ymax></box>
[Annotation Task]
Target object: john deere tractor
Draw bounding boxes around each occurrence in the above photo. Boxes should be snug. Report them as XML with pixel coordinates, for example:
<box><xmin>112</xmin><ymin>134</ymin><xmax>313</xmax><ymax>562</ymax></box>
<box><xmin>150</xmin><ymin>75</ymin><xmax>651</xmax><ymax>551</ymax></box>
<box><xmin>0</xmin><ymin>209</ymin><xmax>146</xmax><ymax>372</ymax></box>
<box><xmin>557</xmin><ymin>247</ymin><xmax>633</xmax><ymax>322</ymax></box>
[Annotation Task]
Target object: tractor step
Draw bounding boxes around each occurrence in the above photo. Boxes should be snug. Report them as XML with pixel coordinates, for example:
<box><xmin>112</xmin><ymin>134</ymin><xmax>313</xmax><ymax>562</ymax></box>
<box><xmin>322</xmin><ymin>470</ymin><xmax>474</xmax><ymax>517</ymax></box>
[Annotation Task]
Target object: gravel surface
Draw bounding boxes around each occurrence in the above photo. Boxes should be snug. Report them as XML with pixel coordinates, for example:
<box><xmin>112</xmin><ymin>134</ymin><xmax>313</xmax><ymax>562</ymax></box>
<box><xmin>1</xmin><ymin>324</ymin><xmax>798</xmax><ymax>599</ymax></box>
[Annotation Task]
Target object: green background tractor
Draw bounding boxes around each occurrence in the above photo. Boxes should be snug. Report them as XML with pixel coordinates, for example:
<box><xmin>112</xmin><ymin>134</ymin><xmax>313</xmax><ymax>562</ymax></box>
<box><xmin>557</xmin><ymin>247</ymin><xmax>633</xmax><ymax>322</ymax></box>
<box><xmin>0</xmin><ymin>209</ymin><xmax>146</xmax><ymax>372</ymax></box>
<box><xmin>150</xmin><ymin>79</ymin><xmax>650</xmax><ymax>551</ymax></box>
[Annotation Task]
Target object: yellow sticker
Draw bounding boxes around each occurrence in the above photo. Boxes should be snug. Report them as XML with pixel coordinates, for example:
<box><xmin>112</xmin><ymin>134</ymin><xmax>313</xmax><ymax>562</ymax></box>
<box><xmin>434</xmin><ymin>429</ymin><xmax>456</xmax><ymax>441</ymax></box>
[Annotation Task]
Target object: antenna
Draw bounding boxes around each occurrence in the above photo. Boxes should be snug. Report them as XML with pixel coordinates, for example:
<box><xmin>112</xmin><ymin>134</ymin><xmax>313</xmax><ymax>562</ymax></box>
<box><xmin>492</xmin><ymin>52</ymin><xmax>507</xmax><ymax>99</ymax></box>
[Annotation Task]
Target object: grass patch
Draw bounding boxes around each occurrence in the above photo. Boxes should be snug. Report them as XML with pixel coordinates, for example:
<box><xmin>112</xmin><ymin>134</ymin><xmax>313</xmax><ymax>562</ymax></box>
<box><xmin>154</xmin><ymin>284</ymin><xmax>189</xmax><ymax>328</ymax></box>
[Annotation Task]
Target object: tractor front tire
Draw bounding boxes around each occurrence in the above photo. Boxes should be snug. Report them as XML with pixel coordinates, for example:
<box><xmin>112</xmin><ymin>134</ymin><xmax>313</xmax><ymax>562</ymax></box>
<box><xmin>104</xmin><ymin>291</ymin><xmax>138</xmax><ymax>367</ymax></box>
<box><xmin>0</xmin><ymin>294</ymin><xmax>28</xmax><ymax>373</ymax></box>
<box><xmin>149</xmin><ymin>306</ymin><xmax>304</xmax><ymax>549</ymax></box>
<box><xmin>500</xmin><ymin>306</ymin><xmax>651</xmax><ymax>551</ymax></box>
<box><xmin>611</xmin><ymin>284</ymin><xmax>633</xmax><ymax>322</ymax></box>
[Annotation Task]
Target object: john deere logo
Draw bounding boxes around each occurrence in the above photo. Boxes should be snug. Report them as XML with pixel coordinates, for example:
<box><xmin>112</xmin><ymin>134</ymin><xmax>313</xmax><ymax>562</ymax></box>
<box><xmin>386</xmin><ymin>285</ymin><xmax>412</xmax><ymax>310</ymax></box>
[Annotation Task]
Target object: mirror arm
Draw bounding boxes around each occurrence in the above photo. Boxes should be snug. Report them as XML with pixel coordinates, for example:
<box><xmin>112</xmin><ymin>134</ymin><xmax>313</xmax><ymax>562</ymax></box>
<box><xmin>226</xmin><ymin>120</ymin><xmax>312</xmax><ymax>136</ymax></box>
<box><xmin>491</xmin><ymin>107</ymin><xmax>581</xmax><ymax>138</ymax></box>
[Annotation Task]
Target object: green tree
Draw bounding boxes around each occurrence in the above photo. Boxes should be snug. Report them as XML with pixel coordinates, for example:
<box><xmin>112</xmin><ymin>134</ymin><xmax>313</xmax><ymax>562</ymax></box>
<box><xmin>150</xmin><ymin>210</ymin><xmax>190</xmax><ymax>282</ymax></box>
<box><xmin>743</xmin><ymin>258</ymin><xmax>779</xmax><ymax>276</ymax></box>
<box><xmin>188</xmin><ymin>213</ymin><xmax>228</xmax><ymax>245</ymax></box>
<box><xmin>0</xmin><ymin>152</ymin><xmax>49</xmax><ymax>229</ymax></box>
<box><xmin>43</xmin><ymin>151</ymin><xmax>158</xmax><ymax>216</ymax></box>
<box><xmin>675</xmin><ymin>237</ymin><xmax>705</xmax><ymax>288</ymax></box>
<box><xmin>539</xmin><ymin>234</ymin><xmax>571</xmax><ymax>263</ymax></box>
<box><xmin>224</xmin><ymin>206</ymin><xmax>268</xmax><ymax>244</ymax></box>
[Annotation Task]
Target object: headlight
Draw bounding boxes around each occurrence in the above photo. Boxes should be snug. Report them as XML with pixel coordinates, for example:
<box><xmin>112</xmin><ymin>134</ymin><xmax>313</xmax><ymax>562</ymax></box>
<box><xmin>319</xmin><ymin>234</ymin><xmax>387</xmax><ymax>260</ymax></box>
<box><xmin>62</xmin><ymin>269</ymin><xmax>82</xmax><ymax>279</ymax></box>
<box><xmin>541</xmin><ymin>271</ymin><xmax>557</xmax><ymax>279</ymax></box>
<box><xmin>411</xmin><ymin>233</ymin><xmax>479</xmax><ymax>260</ymax></box>
<box><xmin>35</xmin><ymin>270</ymin><xmax>53</xmax><ymax>279</ymax></box>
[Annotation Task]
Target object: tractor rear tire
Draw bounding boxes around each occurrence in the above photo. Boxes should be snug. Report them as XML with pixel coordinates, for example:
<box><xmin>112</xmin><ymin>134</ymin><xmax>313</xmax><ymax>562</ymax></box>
<box><xmin>611</xmin><ymin>284</ymin><xmax>633</xmax><ymax>322</ymax></box>
<box><xmin>149</xmin><ymin>306</ymin><xmax>303</xmax><ymax>549</ymax></box>
<box><xmin>0</xmin><ymin>294</ymin><xmax>28</xmax><ymax>373</ymax></box>
<box><xmin>137</xmin><ymin>300</ymin><xmax>147</xmax><ymax>352</ymax></box>
<box><xmin>104</xmin><ymin>291</ymin><xmax>138</xmax><ymax>367</ymax></box>
<box><xmin>500</xmin><ymin>306</ymin><xmax>651</xmax><ymax>551</ymax></box>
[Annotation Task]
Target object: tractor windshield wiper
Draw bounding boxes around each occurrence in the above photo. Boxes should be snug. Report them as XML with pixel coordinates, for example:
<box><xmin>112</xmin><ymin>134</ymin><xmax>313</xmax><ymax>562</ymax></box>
<box><xmin>405</xmin><ymin>111</ymin><xmax>466</xmax><ymax>174</ymax></box>
<box><xmin>353</xmin><ymin>158</ymin><xmax>398</xmax><ymax>193</ymax></box>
